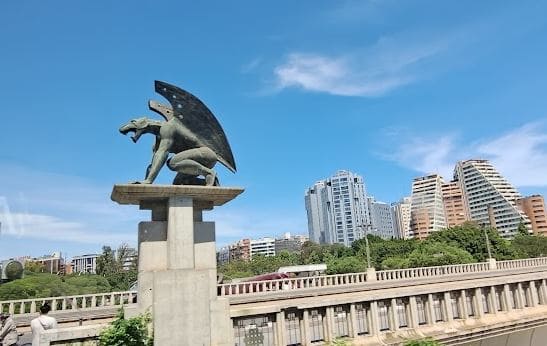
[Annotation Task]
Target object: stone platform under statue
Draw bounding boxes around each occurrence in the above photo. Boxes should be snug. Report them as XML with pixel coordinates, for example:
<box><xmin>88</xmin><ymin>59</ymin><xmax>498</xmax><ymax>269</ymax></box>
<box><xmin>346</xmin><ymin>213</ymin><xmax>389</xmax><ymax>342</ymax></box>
<box><xmin>111</xmin><ymin>184</ymin><xmax>244</xmax><ymax>346</ymax></box>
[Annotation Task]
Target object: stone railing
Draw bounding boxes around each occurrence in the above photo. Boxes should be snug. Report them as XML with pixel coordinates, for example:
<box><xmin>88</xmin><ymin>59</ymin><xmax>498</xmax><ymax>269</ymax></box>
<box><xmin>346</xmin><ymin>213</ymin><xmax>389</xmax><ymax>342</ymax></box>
<box><xmin>219</xmin><ymin>257</ymin><xmax>547</xmax><ymax>297</ymax></box>
<box><xmin>218</xmin><ymin>272</ymin><xmax>368</xmax><ymax>296</ymax></box>
<box><xmin>4</xmin><ymin>258</ymin><xmax>547</xmax><ymax>307</ymax></box>
<box><xmin>497</xmin><ymin>257</ymin><xmax>547</xmax><ymax>270</ymax></box>
<box><xmin>0</xmin><ymin>291</ymin><xmax>136</xmax><ymax>316</ymax></box>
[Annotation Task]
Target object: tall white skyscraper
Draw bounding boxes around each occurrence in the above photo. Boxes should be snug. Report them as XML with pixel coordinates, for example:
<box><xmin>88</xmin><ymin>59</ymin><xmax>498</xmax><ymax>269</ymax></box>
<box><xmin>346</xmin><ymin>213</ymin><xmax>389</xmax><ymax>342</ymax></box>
<box><xmin>368</xmin><ymin>197</ymin><xmax>396</xmax><ymax>239</ymax></box>
<box><xmin>391</xmin><ymin>197</ymin><xmax>412</xmax><ymax>239</ymax></box>
<box><xmin>410</xmin><ymin>174</ymin><xmax>447</xmax><ymax>239</ymax></box>
<box><xmin>305</xmin><ymin>181</ymin><xmax>329</xmax><ymax>243</ymax></box>
<box><xmin>305</xmin><ymin>170</ymin><xmax>370</xmax><ymax>246</ymax></box>
<box><xmin>454</xmin><ymin>159</ymin><xmax>531</xmax><ymax>238</ymax></box>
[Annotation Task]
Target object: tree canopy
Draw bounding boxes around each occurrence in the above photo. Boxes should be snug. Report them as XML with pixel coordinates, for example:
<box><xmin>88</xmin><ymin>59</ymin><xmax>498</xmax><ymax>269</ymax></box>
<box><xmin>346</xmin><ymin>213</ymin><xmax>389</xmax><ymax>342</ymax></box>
<box><xmin>96</xmin><ymin>244</ymin><xmax>137</xmax><ymax>291</ymax></box>
<box><xmin>0</xmin><ymin>273</ymin><xmax>111</xmax><ymax>301</ymax></box>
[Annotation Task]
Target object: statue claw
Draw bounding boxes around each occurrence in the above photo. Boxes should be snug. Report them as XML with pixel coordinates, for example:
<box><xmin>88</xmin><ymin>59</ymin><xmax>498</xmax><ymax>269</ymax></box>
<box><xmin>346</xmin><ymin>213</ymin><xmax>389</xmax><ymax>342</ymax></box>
<box><xmin>129</xmin><ymin>180</ymin><xmax>152</xmax><ymax>185</ymax></box>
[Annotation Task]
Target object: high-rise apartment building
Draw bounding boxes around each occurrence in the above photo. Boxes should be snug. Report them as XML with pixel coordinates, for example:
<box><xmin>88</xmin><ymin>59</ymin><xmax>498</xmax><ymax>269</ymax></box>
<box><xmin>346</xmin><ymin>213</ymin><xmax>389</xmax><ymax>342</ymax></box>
<box><xmin>391</xmin><ymin>197</ymin><xmax>412</xmax><ymax>239</ymax></box>
<box><xmin>410</xmin><ymin>174</ymin><xmax>447</xmax><ymax>239</ymax></box>
<box><xmin>368</xmin><ymin>197</ymin><xmax>396</xmax><ymax>239</ymax></box>
<box><xmin>305</xmin><ymin>170</ymin><xmax>370</xmax><ymax>246</ymax></box>
<box><xmin>517</xmin><ymin>195</ymin><xmax>547</xmax><ymax>235</ymax></box>
<box><xmin>250</xmin><ymin>237</ymin><xmax>276</xmax><ymax>258</ymax></box>
<box><xmin>442</xmin><ymin>181</ymin><xmax>469</xmax><ymax>227</ymax></box>
<box><xmin>305</xmin><ymin>181</ymin><xmax>329</xmax><ymax>244</ymax></box>
<box><xmin>454</xmin><ymin>159</ymin><xmax>531</xmax><ymax>238</ymax></box>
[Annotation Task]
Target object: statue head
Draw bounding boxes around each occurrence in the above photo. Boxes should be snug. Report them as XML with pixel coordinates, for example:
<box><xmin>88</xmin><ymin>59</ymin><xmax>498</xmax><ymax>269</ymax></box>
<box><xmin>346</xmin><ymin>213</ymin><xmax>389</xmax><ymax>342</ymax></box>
<box><xmin>119</xmin><ymin>117</ymin><xmax>157</xmax><ymax>143</ymax></box>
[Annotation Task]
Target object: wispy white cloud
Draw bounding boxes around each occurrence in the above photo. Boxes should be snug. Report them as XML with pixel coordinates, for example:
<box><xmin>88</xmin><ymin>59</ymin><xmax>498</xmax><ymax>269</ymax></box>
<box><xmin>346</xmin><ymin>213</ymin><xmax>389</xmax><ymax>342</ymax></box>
<box><xmin>0</xmin><ymin>164</ymin><xmax>141</xmax><ymax>249</ymax></box>
<box><xmin>383</xmin><ymin>122</ymin><xmax>547</xmax><ymax>187</ymax></box>
<box><xmin>272</xmin><ymin>33</ymin><xmax>446</xmax><ymax>97</ymax></box>
<box><xmin>477</xmin><ymin>124</ymin><xmax>547</xmax><ymax>187</ymax></box>
<box><xmin>382</xmin><ymin>132</ymin><xmax>459</xmax><ymax>180</ymax></box>
<box><xmin>241</xmin><ymin>57</ymin><xmax>262</xmax><ymax>74</ymax></box>
<box><xmin>0</xmin><ymin>210</ymin><xmax>128</xmax><ymax>244</ymax></box>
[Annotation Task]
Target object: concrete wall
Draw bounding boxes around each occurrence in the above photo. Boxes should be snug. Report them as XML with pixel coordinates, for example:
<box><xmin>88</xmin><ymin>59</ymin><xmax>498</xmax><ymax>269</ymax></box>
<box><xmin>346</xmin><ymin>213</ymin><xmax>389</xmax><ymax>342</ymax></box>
<box><xmin>460</xmin><ymin>324</ymin><xmax>547</xmax><ymax>346</ymax></box>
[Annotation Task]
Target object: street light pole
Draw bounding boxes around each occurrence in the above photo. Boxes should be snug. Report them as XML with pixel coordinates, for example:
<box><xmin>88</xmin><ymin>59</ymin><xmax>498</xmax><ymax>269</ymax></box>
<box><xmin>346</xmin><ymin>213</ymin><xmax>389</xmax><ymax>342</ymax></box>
<box><xmin>484</xmin><ymin>227</ymin><xmax>493</xmax><ymax>260</ymax></box>
<box><xmin>358</xmin><ymin>224</ymin><xmax>372</xmax><ymax>268</ymax></box>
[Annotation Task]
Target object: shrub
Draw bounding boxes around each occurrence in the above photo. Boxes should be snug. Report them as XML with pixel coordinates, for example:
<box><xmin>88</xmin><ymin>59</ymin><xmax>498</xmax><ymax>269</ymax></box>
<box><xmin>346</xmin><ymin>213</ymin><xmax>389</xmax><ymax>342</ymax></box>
<box><xmin>99</xmin><ymin>309</ymin><xmax>153</xmax><ymax>346</ymax></box>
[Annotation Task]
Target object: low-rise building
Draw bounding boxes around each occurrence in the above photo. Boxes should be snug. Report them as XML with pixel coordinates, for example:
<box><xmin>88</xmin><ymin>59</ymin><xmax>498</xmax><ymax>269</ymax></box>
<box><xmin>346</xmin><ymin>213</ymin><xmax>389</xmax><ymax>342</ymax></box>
<box><xmin>250</xmin><ymin>237</ymin><xmax>275</xmax><ymax>258</ymax></box>
<box><xmin>275</xmin><ymin>233</ymin><xmax>309</xmax><ymax>254</ymax></box>
<box><xmin>72</xmin><ymin>254</ymin><xmax>99</xmax><ymax>274</ymax></box>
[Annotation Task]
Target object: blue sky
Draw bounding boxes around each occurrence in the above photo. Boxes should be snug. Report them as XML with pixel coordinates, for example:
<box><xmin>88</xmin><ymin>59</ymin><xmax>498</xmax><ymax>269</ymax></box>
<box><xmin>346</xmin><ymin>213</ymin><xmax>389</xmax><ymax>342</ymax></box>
<box><xmin>1</xmin><ymin>1</ymin><xmax>546</xmax><ymax>259</ymax></box>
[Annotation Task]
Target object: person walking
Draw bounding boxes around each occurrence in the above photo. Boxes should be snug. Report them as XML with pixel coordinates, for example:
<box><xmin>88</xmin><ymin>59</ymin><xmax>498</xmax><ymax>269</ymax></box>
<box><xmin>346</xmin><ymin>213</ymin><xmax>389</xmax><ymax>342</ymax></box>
<box><xmin>30</xmin><ymin>303</ymin><xmax>57</xmax><ymax>346</ymax></box>
<box><xmin>0</xmin><ymin>313</ymin><xmax>18</xmax><ymax>346</ymax></box>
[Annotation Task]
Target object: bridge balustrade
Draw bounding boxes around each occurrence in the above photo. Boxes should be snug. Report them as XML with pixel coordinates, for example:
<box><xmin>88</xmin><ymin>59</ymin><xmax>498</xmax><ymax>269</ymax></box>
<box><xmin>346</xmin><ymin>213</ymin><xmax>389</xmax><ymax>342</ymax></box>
<box><xmin>0</xmin><ymin>291</ymin><xmax>137</xmax><ymax>316</ymax></box>
<box><xmin>219</xmin><ymin>257</ymin><xmax>547</xmax><ymax>297</ymax></box>
<box><xmin>4</xmin><ymin>257</ymin><xmax>547</xmax><ymax>318</ymax></box>
<box><xmin>230</xmin><ymin>277</ymin><xmax>547</xmax><ymax>345</ymax></box>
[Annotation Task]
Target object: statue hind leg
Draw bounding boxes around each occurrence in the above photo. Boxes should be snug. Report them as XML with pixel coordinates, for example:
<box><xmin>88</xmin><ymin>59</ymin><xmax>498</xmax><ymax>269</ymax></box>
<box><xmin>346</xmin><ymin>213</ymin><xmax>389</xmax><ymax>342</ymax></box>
<box><xmin>167</xmin><ymin>147</ymin><xmax>219</xmax><ymax>186</ymax></box>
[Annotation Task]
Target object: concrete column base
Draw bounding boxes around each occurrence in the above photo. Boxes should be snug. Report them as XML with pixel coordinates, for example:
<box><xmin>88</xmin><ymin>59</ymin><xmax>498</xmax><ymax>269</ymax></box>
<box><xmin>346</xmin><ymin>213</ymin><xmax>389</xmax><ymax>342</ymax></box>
<box><xmin>111</xmin><ymin>184</ymin><xmax>244</xmax><ymax>346</ymax></box>
<box><xmin>366</xmin><ymin>267</ymin><xmax>377</xmax><ymax>282</ymax></box>
<box><xmin>487</xmin><ymin>258</ymin><xmax>497</xmax><ymax>270</ymax></box>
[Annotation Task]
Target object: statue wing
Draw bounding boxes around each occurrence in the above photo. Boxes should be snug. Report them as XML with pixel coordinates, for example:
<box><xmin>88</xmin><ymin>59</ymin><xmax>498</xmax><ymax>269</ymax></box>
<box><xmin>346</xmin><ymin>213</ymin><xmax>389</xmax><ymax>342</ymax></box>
<box><xmin>154</xmin><ymin>80</ymin><xmax>237</xmax><ymax>173</ymax></box>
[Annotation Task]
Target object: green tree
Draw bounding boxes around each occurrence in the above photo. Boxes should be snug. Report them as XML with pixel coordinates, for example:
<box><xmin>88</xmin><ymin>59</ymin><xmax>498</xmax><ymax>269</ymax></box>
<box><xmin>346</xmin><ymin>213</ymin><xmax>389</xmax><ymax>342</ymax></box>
<box><xmin>512</xmin><ymin>233</ymin><xmax>547</xmax><ymax>258</ymax></box>
<box><xmin>96</xmin><ymin>246</ymin><xmax>119</xmax><ymax>277</ymax></box>
<box><xmin>96</xmin><ymin>244</ymin><xmax>138</xmax><ymax>291</ymax></box>
<box><xmin>24</xmin><ymin>261</ymin><xmax>46</xmax><ymax>274</ymax></box>
<box><xmin>381</xmin><ymin>256</ymin><xmax>410</xmax><ymax>269</ymax></box>
<box><xmin>407</xmin><ymin>242</ymin><xmax>474</xmax><ymax>267</ymax></box>
<box><xmin>428</xmin><ymin>222</ymin><xmax>516</xmax><ymax>261</ymax></box>
<box><xmin>404</xmin><ymin>338</ymin><xmax>441</xmax><ymax>346</ymax></box>
<box><xmin>517</xmin><ymin>222</ymin><xmax>530</xmax><ymax>236</ymax></box>
<box><xmin>301</xmin><ymin>242</ymin><xmax>354</xmax><ymax>265</ymax></box>
<box><xmin>352</xmin><ymin>236</ymin><xmax>418</xmax><ymax>269</ymax></box>
<box><xmin>4</xmin><ymin>261</ymin><xmax>24</xmax><ymax>281</ymax></box>
<box><xmin>325</xmin><ymin>256</ymin><xmax>366</xmax><ymax>274</ymax></box>
<box><xmin>99</xmin><ymin>309</ymin><xmax>153</xmax><ymax>346</ymax></box>
<box><xmin>0</xmin><ymin>273</ymin><xmax>111</xmax><ymax>301</ymax></box>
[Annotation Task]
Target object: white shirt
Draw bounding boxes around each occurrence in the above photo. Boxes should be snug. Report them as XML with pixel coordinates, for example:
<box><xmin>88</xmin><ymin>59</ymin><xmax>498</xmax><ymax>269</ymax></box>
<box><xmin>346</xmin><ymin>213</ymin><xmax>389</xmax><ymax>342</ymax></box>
<box><xmin>30</xmin><ymin>315</ymin><xmax>57</xmax><ymax>346</ymax></box>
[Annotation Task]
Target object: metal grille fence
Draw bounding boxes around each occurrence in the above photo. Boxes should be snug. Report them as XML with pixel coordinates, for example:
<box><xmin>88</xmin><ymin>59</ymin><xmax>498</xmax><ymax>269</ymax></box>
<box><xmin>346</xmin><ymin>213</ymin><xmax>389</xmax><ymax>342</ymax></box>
<box><xmin>450</xmin><ymin>292</ymin><xmax>460</xmax><ymax>319</ymax></box>
<box><xmin>378</xmin><ymin>301</ymin><xmax>390</xmax><ymax>331</ymax></box>
<box><xmin>354</xmin><ymin>303</ymin><xmax>369</xmax><ymax>335</ymax></box>
<box><xmin>481</xmin><ymin>288</ymin><xmax>489</xmax><ymax>313</ymax></box>
<box><xmin>416</xmin><ymin>296</ymin><xmax>427</xmax><ymax>325</ymax></box>
<box><xmin>432</xmin><ymin>294</ymin><xmax>444</xmax><ymax>322</ymax></box>
<box><xmin>495</xmin><ymin>287</ymin><xmax>503</xmax><ymax>311</ymax></box>
<box><xmin>233</xmin><ymin>315</ymin><xmax>275</xmax><ymax>346</ymax></box>
<box><xmin>333</xmin><ymin>306</ymin><xmax>349</xmax><ymax>338</ymax></box>
<box><xmin>395</xmin><ymin>299</ymin><xmax>408</xmax><ymax>328</ymax></box>
<box><xmin>309</xmin><ymin>309</ymin><xmax>324</xmax><ymax>343</ymax></box>
<box><xmin>285</xmin><ymin>311</ymin><xmax>301</xmax><ymax>346</ymax></box>
<box><xmin>466</xmin><ymin>291</ymin><xmax>475</xmax><ymax>316</ymax></box>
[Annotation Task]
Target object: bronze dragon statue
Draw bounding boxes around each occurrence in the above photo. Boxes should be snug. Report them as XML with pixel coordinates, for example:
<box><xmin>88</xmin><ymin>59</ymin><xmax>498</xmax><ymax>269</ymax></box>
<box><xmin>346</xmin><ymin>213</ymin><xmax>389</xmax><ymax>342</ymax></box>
<box><xmin>119</xmin><ymin>81</ymin><xmax>236</xmax><ymax>186</ymax></box>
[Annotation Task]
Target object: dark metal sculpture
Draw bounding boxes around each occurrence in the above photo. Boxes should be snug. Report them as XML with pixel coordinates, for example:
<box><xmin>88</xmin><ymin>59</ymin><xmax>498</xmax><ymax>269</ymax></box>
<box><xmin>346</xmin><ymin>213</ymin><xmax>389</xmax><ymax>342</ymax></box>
<box><xmin>120</xmin><ymin>81</ymin><xmax>236</xmax><ymax>186</ymax></box>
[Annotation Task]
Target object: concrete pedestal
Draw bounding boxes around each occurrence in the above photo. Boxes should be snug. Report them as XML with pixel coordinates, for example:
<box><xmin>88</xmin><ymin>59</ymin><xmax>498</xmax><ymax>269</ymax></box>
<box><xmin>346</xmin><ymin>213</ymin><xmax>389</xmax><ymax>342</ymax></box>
<box><xmin>112</xmin><ymin>184</ymin><xmax>244</xmax><ymax>346</ymax></box>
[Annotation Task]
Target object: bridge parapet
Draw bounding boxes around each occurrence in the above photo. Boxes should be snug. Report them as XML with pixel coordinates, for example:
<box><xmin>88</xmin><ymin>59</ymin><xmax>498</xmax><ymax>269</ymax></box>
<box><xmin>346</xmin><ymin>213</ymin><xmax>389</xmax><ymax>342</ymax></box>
<box><xmin>229</xmin><ymin>273</ymin><xmax>547</xmax><ymax>345</ymax></box>
<box><xmin>497</xmin><ymin>257</ymin><xmax>547</xmax><ymax>270</ymax></box>
<box><xmin>219</xmin><ymin>257</ymin><xmax>547</xmax><ymax>298</ymax></box>
<box><xmin>0</xmin><ymin>291</ymin><xmax>136</xmax><ymax>316</ymax></box>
